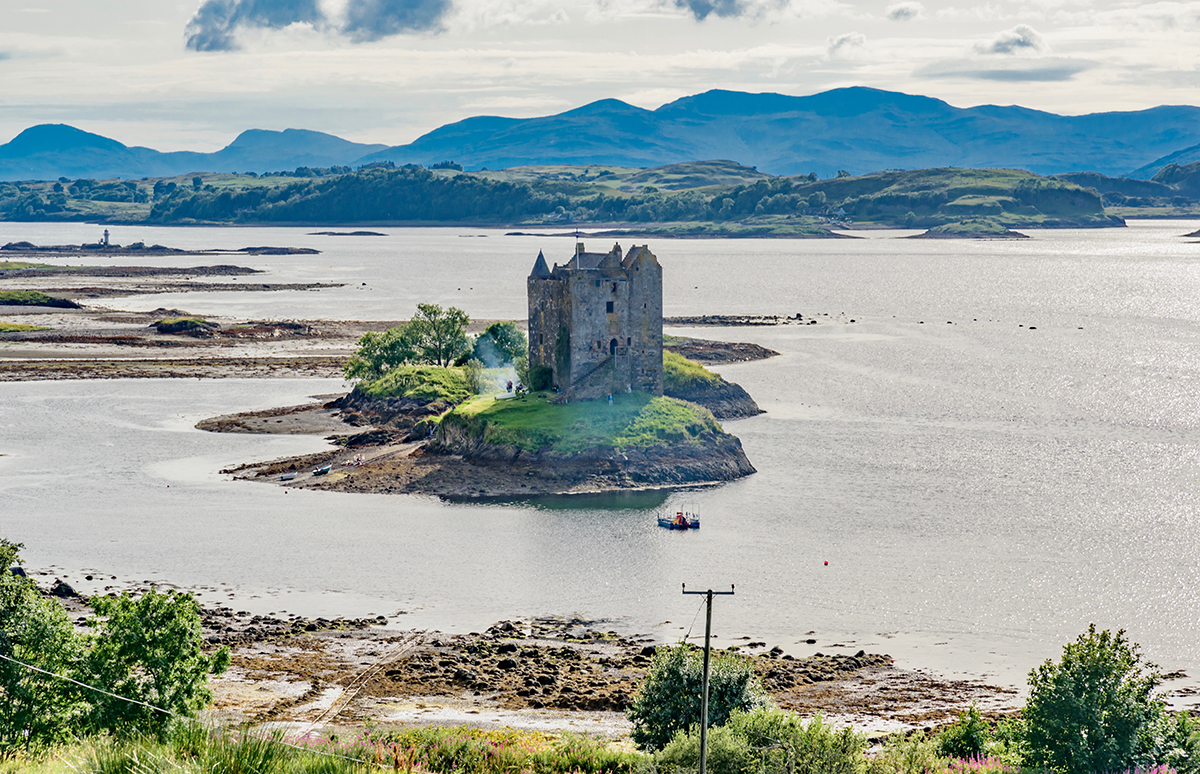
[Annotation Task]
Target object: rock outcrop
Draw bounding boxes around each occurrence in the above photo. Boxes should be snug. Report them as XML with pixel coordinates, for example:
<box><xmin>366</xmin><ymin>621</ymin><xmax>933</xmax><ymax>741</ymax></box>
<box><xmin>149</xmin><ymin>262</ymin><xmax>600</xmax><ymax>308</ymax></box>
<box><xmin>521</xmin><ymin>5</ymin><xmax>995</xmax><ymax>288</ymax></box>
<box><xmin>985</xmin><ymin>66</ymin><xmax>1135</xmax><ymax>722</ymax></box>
<box><xmin>431</xmin><ymin>421</ymin><xmax>755</xmax><ymax>488</ymax></box>
<box><xmin>665</xmin><ymin>379</ymin><xmax>763</xmax><ymax>419</ymax></box>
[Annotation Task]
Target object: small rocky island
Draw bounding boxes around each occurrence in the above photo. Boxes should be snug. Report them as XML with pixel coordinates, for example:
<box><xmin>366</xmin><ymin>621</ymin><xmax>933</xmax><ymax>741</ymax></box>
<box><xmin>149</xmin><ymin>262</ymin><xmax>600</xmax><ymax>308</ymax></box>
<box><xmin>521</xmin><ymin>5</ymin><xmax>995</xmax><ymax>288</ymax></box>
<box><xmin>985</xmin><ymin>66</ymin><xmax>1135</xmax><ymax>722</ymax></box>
<box><xmin>211</xmin><ymin>243</ymin><xmax>769</xmax><ymax>499</ymax></box>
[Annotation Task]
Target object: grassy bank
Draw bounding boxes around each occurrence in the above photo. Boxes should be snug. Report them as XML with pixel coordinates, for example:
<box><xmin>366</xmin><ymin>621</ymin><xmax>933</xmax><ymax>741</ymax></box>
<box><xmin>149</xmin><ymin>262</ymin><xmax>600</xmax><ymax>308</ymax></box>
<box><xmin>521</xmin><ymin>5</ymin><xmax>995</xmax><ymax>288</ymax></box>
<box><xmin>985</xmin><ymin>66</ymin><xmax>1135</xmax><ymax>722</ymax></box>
<box><xmin>442</xmin><ymin>391</ymin><xmax>722</xmax><ymax>454</ymax></box>
<box><xmin>357</xmin><ymin>365</ymin><xmax>473</xmax><ymax>403</ymax></box>
<box><xmin>663</xmin><ymin>350</ymin><xmax>725</xmax><ymax>393</ymax></box>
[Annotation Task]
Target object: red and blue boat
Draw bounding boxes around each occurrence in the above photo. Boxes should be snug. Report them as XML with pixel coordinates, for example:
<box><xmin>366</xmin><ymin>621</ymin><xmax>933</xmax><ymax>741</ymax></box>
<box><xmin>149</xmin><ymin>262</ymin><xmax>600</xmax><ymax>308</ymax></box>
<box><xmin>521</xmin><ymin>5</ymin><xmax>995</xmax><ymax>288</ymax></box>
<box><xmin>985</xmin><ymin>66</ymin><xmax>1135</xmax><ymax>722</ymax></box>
<box><xmin>658</xmin><ymin>510</ymin><xmax>700</xmax><ymax>530</ymax></box>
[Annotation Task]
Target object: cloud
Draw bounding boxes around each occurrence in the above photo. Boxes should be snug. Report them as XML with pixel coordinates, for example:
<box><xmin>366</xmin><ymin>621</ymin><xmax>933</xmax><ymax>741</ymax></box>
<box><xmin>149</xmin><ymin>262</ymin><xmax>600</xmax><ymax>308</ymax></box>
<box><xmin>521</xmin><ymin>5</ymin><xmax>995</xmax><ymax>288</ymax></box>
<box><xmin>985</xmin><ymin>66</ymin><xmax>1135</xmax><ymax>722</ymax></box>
<box><xmin>0</xmin><ymin>52</ymin><xmax>11</xmax><ymax>62</ymax></box>
<box><xmin>826</xmin><ymin>31</ymin><xmax>865</xmax><ymax>57</ymax></box>
<box><xmin>186</xmin><ymin>0</ymin><xmax>324</xmax><ymax>51</ymax></box>
<box><xmin>917</xmin><ymin>57</ymin><xmax>1089</xmax><ymax>81</ymax></box>
<box><xmin>674</xmin><ymin>0</ymin><xmax>747</xmax><ymax>20</ymax></box>
<box><xmin>886</xmin><ymin>1</ymin><xmax>922</xmax><ymax>21</ymax></box>
<box><xmin>977</xmin><ymin>23</ymin><xmax>1045</xmax><ymax>55</ymax></box>
<box><xmin>185</xmin><ymin>0</ymin><xmax>449</xmax><ymax>50</ymax></box>
<box><xmin>342</xmin><ymin>0</ymin><xmax>450</xmax><ymax>41</ymax></box>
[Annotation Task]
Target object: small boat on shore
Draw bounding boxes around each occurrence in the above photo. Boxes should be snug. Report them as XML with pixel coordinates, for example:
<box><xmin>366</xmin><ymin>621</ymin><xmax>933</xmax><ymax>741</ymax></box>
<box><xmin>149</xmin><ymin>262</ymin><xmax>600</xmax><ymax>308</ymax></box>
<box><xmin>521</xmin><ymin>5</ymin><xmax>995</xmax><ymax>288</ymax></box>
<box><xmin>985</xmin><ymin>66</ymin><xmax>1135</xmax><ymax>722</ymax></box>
<box><xmin>312</xmin><ymin>463</ymin><xmax>332</xmax><ymax>476</ymax></box>
<box><xmin>658</xmin><ymin>510</ymin><xmax>700</xmax><ymax>530</ymax></box>
<box><xmin>280</xmin><ymin>471</ymin><xmax>297</xmax><ymax>481</ymax></box>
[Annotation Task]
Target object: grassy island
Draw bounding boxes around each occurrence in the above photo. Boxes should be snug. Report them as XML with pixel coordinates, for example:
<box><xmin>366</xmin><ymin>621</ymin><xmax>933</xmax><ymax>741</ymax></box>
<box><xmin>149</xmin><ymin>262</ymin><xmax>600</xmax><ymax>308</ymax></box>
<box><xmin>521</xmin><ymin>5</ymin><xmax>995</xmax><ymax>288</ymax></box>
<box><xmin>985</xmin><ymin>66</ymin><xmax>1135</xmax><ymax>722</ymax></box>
<box><xmin>441</xmin><ymin>392</ymin><xmax>722</xmax><ymax>455</ymax></box>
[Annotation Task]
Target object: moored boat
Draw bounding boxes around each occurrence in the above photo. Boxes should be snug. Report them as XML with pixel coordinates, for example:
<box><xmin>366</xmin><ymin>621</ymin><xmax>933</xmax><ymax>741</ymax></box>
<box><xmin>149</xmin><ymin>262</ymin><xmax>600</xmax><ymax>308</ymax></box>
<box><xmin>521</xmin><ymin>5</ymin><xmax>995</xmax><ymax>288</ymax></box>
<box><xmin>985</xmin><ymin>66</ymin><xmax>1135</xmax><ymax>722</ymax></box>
<box><xmin>280</xmin><ymin>471</ymin><xmax>297</xmax><ymax>481</ymax></box>
<box><xmin>312</xmin><ymin>463</ymin><xmax>332</xmax><ymax>476</ymax></box>
<box><xmin>657</xmin><ymin>510</ymin><xmax>700</xmax><ymax>530</ymax></box>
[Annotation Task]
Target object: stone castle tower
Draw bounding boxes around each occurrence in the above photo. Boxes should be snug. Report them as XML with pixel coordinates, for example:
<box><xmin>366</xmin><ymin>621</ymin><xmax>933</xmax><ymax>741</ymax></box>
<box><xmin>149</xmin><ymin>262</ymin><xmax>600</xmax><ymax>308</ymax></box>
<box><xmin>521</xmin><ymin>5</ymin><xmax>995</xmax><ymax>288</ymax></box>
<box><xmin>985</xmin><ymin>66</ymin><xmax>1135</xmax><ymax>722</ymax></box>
<box><xmin>527</xmin><ymin>242</ymin><xmax>663</xmax><ymax>401</ymax></box>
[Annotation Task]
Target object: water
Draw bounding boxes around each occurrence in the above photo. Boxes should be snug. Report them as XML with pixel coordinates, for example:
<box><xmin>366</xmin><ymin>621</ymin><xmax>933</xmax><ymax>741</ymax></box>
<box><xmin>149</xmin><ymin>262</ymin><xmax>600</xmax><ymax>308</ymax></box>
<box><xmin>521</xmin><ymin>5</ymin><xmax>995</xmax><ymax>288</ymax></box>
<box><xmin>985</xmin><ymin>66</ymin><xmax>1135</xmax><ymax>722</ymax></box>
<box><xmin>2</xmin><ymin>220</ymin><xmax>1199</xmax><ymax>694</ymax></box>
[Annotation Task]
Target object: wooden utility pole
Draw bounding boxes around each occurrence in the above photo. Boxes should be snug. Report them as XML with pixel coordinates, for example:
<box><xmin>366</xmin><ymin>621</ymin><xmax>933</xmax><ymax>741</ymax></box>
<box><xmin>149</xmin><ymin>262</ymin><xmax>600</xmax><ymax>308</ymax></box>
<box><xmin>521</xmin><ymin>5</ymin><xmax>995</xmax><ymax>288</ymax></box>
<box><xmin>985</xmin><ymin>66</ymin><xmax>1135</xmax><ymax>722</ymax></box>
<box><xmin>682</xmin><ymin>583</ymin><xmax>735</xmax><ymax>774</ymax></box>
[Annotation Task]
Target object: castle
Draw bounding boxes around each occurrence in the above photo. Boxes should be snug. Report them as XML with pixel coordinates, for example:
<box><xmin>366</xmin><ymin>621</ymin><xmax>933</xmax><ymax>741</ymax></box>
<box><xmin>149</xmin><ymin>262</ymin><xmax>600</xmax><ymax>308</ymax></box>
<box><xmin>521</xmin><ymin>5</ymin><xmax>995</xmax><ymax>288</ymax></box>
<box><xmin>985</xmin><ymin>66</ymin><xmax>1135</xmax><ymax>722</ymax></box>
<box><xmin>527</xmin><ymin>242</ymin><xmax>663</xmax><ymax>401</ymax></box>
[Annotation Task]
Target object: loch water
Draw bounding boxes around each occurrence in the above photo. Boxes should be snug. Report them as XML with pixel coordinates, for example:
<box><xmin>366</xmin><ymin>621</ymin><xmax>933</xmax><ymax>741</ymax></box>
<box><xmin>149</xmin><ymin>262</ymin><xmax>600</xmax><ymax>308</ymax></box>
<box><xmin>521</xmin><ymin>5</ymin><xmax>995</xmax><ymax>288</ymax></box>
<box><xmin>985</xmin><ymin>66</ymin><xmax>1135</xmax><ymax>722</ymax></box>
<box><xmin>2</xmin><ymin>220</ymin><xmax>1199</xmax><ymax>692</ymax></box>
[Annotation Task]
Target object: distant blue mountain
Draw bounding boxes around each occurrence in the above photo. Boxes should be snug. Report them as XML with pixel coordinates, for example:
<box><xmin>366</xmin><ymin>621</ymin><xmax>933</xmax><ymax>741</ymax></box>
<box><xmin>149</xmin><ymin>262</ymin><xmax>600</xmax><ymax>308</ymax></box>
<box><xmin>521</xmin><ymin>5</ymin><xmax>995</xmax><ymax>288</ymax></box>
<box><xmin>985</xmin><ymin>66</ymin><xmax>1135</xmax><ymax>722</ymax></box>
<box><xmin>356</xmin><ymin>87</ymin><xmax>1200</xmax><ymax>178</ymax></box>
<box><xmin>1129</xmin><ymin>142</ymin><xmax>1200</xmax><ymax>179</ymax></box>
<box><xmin>4</xmin><ymin>87</ymin><xmax>1200</xmax><ymax>181</ymax></box>
<box><xmin>0</xmin><ymin>125</ymin><xmax>386</xmax><ymax>182</ymax></box>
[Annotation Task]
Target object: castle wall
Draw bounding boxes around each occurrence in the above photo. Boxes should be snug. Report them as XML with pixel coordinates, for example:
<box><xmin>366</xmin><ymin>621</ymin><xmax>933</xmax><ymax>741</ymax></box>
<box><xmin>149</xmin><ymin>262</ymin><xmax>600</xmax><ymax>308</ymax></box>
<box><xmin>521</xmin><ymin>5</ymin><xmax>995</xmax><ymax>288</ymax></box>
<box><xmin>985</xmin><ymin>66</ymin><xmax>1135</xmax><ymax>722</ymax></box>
<box><xmin>527</xmin><ymin>244</ymin><xmax>663</xmax><ymax>401</ymax></box>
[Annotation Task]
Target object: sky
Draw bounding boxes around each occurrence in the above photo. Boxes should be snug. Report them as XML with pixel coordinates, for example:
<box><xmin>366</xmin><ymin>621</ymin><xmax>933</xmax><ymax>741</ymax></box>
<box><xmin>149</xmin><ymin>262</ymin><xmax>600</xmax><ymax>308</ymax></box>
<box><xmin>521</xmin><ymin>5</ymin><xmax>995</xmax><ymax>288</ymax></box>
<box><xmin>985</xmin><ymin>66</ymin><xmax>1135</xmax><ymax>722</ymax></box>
<box><xmin>1</xmin><ymin>0</ymin><xmax>1198</xmax><ymax>152</ymax></box>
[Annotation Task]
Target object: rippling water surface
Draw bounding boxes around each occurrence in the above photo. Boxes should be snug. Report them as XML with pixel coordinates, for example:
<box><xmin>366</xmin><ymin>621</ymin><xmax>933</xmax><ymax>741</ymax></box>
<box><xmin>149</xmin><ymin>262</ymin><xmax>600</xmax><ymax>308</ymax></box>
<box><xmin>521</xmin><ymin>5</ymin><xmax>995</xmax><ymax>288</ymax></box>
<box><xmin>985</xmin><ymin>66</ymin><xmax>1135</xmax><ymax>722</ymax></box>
<box><xmin>2</xmin><ymin>220</ymin><xmax>1199</xmax><ymax>691</ymax></box>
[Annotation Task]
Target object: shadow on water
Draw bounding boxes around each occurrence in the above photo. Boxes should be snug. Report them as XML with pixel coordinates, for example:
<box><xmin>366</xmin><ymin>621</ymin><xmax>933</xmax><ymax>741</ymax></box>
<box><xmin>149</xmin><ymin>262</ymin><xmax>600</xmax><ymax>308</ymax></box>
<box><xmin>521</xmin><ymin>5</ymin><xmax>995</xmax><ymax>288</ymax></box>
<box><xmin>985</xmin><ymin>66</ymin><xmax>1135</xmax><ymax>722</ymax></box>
<box><xmin>441</xmin><ymin>487</ymin><xmax>678</xmax><ymax>511</ymax></box>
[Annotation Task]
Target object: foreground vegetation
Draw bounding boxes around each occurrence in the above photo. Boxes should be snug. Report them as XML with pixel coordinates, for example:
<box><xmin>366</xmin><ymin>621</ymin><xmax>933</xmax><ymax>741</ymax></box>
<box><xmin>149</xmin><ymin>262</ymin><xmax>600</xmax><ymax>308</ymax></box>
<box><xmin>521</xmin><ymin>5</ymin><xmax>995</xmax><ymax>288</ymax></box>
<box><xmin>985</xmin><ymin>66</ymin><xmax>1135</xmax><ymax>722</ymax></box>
<box><xmin>0</xmin><ymin>161</ymin><xmax>1129</xmax><ymax>230</ymax></box>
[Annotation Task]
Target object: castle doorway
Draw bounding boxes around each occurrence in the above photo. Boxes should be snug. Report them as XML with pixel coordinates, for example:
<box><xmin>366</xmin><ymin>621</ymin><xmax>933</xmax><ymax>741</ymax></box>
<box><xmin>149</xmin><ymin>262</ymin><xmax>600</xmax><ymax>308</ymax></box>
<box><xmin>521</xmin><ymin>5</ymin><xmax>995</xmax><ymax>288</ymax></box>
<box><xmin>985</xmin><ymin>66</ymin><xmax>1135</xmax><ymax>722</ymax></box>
<box><xmin>609</xmin><ymin>338</ymin><xmax>618</xmax><ymax>356</ymax></box>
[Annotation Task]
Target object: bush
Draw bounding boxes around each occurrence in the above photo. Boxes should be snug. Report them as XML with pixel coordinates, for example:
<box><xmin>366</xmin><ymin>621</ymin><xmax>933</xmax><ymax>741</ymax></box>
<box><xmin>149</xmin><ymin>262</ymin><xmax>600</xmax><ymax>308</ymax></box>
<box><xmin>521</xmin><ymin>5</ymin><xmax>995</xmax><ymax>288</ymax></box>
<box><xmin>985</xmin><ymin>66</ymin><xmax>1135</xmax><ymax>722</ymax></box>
<box><xmin>937</xmin><ymin>706</ymin><xmax>992</xmax><ymax>760</ymax></box>
<box><xmin>726</xmin><ymin>708</ymin><xmax>866</xmax><ymax>774</ymax></box>
<box><xmin>866</xmin><ymin>733</ymin><xmax>946</xmax><ymax>774</ymax></box>
<box><xmin>657</xmin><ymin>724</ymin><xmax>754</xmax><ymax>774</ymax></box>
<box><xmin>626</xmin><ymin>644</ymin><xmax>769</xmax><ymax>751</ymax></box>
<box><xmin>1023</xmin><ymin>624</ymin><xmax>1163</xmax><ymax>774</ymax></box>
<box><xmin>529</xmin><ymin>363</ymin><xmax>553</xmax><ymax>391</ymax></box>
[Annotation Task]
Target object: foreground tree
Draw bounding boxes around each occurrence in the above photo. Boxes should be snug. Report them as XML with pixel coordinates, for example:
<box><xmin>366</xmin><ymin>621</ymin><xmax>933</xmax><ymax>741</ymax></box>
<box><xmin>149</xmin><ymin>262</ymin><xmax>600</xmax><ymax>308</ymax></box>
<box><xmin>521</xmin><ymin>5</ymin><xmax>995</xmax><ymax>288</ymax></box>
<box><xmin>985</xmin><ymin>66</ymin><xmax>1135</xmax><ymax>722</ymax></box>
<box><xmin>1</xmin><ymin>539</ymin><xmax>229</xmax><ymax>753</ymax></box>
<box><xmin>86</xmin><ymin>588</ymin><xmax>230</xmax><ymax>736</ymax></box>
<box><xmin>626</xmin><ymin>644</ymin><xmax>769</xmax><ymax>751</ymax></box>
<box><xmin>0</xmin><ymin>540</ymin><xmax>89</xmax><ymax>756</ymax></box>
<box><xmin>1023</xmin><ymin>624</ymin><xmax>1163</xmax><ymax>774</ymax></box>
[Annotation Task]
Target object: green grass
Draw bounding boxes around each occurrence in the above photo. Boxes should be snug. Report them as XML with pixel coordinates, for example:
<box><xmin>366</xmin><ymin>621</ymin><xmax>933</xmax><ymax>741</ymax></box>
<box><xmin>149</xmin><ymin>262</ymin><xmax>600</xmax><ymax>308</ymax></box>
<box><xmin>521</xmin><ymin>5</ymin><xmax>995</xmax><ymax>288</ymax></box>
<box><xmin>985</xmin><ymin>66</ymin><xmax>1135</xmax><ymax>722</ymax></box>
<box><xmin>0</xmin><ymin>290</ymin><xmax>60</xmax><ymax>306</ymax></box>
<box><xmin>359</xmin><ymin>365</ymin><xmax>473</xmax><ymax>403</ymax></box>
<box><xmin>444</xmin><ymin>391</ymin><xmax>722</xmax><ymax>454</ymax></box>
<box><xmin>924</xmin><ymin>218</ymin><xmax>1016</xmax><ymax>235</ymax></box>
<box><xmin>663</xmin><ymin>350</ymin><xmax>725</xmax><ymax>393</ymax></box>
<box><xmin>0</xmin><ymin>260</ymin><xmax>55</xmax><ymax>270</ymax></box>
<box><xmin>4</xmin><ymin>722</ymin><xmax>640</xmax><ymax>774</ymax></box>
<box><xmin>0</xmin><ymin>322</ymin><xmax>49</xmax><ymax>332</ymax></box>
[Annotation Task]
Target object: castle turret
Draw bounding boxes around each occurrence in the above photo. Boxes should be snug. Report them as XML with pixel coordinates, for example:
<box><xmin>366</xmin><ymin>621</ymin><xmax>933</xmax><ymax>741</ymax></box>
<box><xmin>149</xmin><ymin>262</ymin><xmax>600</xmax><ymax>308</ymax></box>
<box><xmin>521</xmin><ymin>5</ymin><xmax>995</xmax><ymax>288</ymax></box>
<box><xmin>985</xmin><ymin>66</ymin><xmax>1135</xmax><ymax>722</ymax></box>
<box><xmin>530</xmin><ymin>250</ymin><xmax>551</xmax><ymax>279</ymax></box>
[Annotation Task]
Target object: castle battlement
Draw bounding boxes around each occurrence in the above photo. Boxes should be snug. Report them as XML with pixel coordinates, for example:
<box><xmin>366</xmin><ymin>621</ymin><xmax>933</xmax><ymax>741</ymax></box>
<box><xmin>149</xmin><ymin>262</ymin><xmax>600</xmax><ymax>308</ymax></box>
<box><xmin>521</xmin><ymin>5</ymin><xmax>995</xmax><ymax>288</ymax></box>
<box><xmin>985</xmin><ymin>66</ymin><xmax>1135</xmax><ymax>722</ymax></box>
<box><xmin>527</xmin><ymin>242</ymin><xmax>664</xmax><ymax>400</ymax></box>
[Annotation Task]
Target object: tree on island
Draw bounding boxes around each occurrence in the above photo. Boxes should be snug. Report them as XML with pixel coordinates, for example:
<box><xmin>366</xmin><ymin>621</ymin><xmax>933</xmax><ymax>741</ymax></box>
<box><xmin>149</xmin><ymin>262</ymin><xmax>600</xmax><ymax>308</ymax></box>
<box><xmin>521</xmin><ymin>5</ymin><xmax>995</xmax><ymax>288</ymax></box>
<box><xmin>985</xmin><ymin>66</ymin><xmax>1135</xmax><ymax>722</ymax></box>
<box><xmin>343</xmin><ymin>303</ymin><xmax>471</xmax><ymax>381</ymax></box>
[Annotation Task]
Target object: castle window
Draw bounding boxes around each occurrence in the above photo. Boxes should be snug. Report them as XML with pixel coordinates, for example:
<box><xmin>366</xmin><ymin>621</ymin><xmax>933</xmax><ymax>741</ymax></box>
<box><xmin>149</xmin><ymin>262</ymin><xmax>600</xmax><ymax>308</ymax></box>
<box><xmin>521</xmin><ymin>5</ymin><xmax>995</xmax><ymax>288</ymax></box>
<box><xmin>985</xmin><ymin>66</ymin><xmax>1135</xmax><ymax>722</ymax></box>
<box><xmin>627</xmin><ymin>337</ymin><xmax>631</xmax><ymax>345</ymax></box>
<box><xmin>606</xmin><ymin>301</ymin><xmax>614</xmax><ymax>313</ymax></box>
<box><xmin>611</xmin><ymin>283</ymin><xmax>617</xmax><ymax>293</ymax></box>
<box><xmin>595</xmin><ymin>280</ymin><xmax>600</xmax><ymax>287</ymax></box>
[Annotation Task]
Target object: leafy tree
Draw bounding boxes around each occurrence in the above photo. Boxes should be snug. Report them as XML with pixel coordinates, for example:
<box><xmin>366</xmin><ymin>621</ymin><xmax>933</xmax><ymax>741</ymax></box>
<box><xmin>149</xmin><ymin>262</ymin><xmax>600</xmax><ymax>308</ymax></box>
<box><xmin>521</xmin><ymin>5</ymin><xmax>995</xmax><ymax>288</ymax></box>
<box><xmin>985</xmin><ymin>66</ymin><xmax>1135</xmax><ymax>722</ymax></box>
<box><xmin>343</xmin><ymin>325</ymin><xmax>422</xmax><ymax>382</ymax></box>
<box><xmin>409</xmin><ymin>303</ymin><xmax>470</xmax><ymax>367</ymax></box>
<box><xmin>0</xmin><ymin>540</ymin><xmax>89</xmax><ymax>756</ymax></box>
<box><xmin>626</xmin><ymin>644</ymin><xmax>769</xmax><ymax>751</ymax></box>
<box><xmin>1023</xmin><ymin>624</ymin><xmax>1163</xmax><ymax>774</ymax></box>
<box><xmin>472</xmin><ymin>321</ymin><xmax>527</xmax><ymax>366</ymax></box>
<box><xmin>936</xmin><ymin>705</ymin><xmax>992</xmax><ymax>760</ymax></box>
<box><xmin>86</xmin><ymin>587</ymin><xmax>229</xmax><ymax>737</ymax></box>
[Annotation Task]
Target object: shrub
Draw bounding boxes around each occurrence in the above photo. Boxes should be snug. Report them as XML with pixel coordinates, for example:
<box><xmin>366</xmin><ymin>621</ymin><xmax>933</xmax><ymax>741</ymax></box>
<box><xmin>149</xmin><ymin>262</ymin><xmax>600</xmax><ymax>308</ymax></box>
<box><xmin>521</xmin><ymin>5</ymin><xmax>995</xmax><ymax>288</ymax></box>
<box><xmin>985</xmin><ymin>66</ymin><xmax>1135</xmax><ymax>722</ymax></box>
<box><xmin>657</xmin><ymin>724</ymin><xmax>754</xmax><ymax>774</ymax></box>
<box><xmin>866</xmin><ymin>732</ymin><xmax>945</xmax><ymax>774</ymax></box>
<box><xmin>529</xmin><ymin>363</ymin><xmax>553</xmax><ymax>391</ymax></box>
<box><xmin>626</xmin><ymin>644</ymin><xmax>770</xmax><ymax>751</ymax></box>
<box><xmin>726</xmin><ymin>708</ymin><xmax>866</xmax><ymax>774</ymax></box>
<box><xmin>937</xmin><ymin>706</ymin><xmax>992</xmax><ymax>761</ymax></box>
<box><xmin>1023</xmin><ymin>624</ymin><xmax>1163</xmax><ymax>774</ymax></box>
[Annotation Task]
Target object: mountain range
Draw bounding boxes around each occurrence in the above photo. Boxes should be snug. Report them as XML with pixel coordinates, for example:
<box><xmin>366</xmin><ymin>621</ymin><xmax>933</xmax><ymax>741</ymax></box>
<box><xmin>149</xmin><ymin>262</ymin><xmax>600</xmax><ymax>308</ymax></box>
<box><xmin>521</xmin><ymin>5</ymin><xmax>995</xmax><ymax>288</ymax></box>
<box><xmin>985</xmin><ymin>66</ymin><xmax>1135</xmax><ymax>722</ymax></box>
<box><xmin>4</xmin><ymin>87</ymin><xmax>1200</xmax><ymax>182</ymax></box>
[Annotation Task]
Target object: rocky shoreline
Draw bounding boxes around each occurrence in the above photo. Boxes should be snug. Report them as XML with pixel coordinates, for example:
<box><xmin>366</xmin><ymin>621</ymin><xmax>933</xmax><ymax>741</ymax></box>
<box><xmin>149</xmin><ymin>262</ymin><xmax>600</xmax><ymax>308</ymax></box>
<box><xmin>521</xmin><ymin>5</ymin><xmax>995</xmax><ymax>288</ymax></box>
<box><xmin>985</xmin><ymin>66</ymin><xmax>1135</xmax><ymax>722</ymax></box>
<box><xmin>31</xmin><ymin>572</ymin><xmax>1019</xmax><ymax>734</ymax></box>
